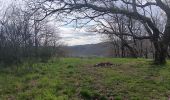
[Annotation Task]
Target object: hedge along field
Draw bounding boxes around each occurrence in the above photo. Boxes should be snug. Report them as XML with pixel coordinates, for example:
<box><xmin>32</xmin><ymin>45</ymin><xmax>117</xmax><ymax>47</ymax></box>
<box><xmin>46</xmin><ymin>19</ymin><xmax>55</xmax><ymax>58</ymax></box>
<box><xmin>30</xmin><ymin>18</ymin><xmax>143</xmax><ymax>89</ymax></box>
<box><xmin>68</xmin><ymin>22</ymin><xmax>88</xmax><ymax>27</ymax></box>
<box><xmin>0</xmin><ymin>58</ymin><xmax>170</xmax><ymax>100</ymax></box>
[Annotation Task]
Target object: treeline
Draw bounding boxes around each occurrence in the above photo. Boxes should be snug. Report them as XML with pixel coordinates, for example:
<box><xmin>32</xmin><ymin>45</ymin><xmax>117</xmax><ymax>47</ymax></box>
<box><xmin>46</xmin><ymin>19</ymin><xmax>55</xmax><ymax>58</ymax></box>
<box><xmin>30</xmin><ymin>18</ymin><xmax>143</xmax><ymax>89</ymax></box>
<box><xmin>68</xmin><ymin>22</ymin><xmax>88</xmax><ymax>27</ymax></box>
<box><xmin>106</xmin><ymin>39</ymin><xmax>154</xmax><ymax>58</ymax></box>
<box><xmin>91</xmin><ymin>14</ymin><xmax>164</xmax><ymax>59</ymax></box>
<box><xmin>0</xmin><ymin>4</ymin><xmax>65</xmax><ymax>65</ymax></box>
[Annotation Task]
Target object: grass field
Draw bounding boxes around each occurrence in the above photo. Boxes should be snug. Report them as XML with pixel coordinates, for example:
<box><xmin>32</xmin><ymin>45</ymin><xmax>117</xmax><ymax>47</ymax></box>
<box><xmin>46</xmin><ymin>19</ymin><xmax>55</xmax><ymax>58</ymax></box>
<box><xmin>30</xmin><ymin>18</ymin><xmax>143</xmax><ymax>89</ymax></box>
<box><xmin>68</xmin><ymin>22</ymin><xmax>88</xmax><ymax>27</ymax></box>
<box><xmin>0</xmin><ymin>58</ymin><xmax>170</xmax><ymax>100</ymax></box>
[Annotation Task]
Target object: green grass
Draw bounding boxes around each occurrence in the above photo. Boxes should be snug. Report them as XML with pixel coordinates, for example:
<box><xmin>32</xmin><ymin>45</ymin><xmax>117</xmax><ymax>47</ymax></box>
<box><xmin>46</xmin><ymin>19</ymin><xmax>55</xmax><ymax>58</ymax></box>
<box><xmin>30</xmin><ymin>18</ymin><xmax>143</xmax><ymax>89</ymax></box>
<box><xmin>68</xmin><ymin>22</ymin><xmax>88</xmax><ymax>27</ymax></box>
<box><xmin>0</xmin><ymin>58</ymin><xmax>170</xmax><ymax>100</ymax></box>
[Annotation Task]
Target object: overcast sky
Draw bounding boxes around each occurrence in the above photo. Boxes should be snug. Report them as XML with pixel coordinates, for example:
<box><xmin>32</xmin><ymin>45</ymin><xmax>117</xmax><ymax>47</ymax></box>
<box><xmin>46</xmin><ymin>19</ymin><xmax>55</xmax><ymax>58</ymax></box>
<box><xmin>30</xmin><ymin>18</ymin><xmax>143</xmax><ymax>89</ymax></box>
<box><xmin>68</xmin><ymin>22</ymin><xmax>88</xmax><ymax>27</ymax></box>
<box><xmin>58</xmin><ymin>26</ymin><xmax>102</xmax><ymax>46</ymax></box>
<box><xmin>0</xmin><ymin>0</ymin><xmax>103</xmax><ymax>46</ymax></box>
<box><xmin>1</xmin><ymin>0</ymin><xmax>162</xmax><ymax>46</ymax></box>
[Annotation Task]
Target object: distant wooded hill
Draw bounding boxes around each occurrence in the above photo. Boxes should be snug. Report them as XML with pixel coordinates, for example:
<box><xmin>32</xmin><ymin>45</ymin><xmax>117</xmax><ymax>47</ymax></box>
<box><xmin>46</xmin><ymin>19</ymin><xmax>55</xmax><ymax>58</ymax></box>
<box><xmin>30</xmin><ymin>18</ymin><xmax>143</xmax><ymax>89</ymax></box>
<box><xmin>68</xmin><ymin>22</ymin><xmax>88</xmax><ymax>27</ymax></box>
<box><xmin>65</xmin><ymin>40</ymin><xmax>155</xmax><ymax>58</ymax></box>
<box><xmin>66</xmin><ymin>42</ymin><xmax>113</xmax><ymax>57</ymax></box>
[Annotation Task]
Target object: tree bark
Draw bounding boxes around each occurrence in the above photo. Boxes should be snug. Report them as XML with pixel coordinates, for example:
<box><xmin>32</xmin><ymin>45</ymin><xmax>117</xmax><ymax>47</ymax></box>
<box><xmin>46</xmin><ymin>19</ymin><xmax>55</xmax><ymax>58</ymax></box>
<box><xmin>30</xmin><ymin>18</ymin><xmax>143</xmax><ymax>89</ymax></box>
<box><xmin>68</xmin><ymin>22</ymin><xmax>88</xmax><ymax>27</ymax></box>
<box><xmin>154</xmin><ymin>42</ymin><xmax>168</xmax><ymax>64</ymax></box>
<box><xmin>154</xmin><ymin>17</ymin><xmax>170</xmax><ymax>64</ymax></box>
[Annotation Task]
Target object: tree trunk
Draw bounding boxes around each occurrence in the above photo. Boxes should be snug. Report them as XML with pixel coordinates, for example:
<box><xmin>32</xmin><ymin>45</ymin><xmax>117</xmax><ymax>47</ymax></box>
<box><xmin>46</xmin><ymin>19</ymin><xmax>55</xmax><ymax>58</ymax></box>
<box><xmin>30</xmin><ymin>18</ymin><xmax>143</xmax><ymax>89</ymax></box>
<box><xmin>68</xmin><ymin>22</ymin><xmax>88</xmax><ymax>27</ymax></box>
<box><xmin>123</xmin><ymin>43</ymin><xmax>138</xmax><ymax>58</ymax></box>
<box><xmin>154</xmin><ymin>17</ymin><xmax>170</xmax><ymax>64</ymax></box>
<box><xmin>121</xmin><ymin>42</ymin><xmax>125</xmax><ymax>58</ymax></box>
<box><xmin>154</xmin><ymin>42</ymin><xmax>167</xmax><ymax>64</ymax></box>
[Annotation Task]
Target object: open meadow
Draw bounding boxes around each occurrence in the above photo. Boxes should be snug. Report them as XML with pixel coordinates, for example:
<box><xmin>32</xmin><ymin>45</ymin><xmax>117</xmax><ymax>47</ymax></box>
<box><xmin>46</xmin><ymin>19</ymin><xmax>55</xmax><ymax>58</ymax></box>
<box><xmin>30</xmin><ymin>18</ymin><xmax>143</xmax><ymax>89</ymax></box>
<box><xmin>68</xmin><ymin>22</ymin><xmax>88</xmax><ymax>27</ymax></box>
<box><xmin>0</xmin><ymin>58</ymin><xmax>170</xmax><ymax>100</ymax></box>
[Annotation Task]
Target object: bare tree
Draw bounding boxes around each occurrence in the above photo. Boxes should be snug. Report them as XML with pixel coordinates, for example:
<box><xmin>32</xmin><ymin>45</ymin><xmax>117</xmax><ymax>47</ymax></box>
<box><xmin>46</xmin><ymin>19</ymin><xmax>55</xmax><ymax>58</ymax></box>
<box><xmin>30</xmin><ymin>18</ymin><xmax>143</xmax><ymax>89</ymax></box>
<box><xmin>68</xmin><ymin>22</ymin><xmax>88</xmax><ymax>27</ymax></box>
<box><xmin>0</xmin><ymin>3</ymin><xmax>64</xmax><ymax>65</ymax></box>
<box><xmin>90</xmin><ymin>14</ymin><xmax>141</xmax><ymax>58</ymax></box>
<box><xmin>29</xmin><ymin>0</ymin><xmax>170</xmax><ymax>64</ymax></box>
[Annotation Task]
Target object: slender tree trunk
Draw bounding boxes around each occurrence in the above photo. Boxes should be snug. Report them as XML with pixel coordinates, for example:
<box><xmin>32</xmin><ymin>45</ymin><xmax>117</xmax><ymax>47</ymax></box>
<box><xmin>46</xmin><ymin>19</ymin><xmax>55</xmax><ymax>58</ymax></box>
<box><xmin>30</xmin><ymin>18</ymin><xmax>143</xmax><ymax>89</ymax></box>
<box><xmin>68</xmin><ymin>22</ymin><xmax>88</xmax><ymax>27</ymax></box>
<box><xmin>34</xmin><ymin>19</ymin><xmax>39</xmax><ymax>57</ymax></box>
<box><xmin>123</xmin><ymin>42</ymin><xmax>138</xmax><ymax>58</ymax></box>
<box><xmin>121</xmin><ymin>42</ymin><xmax>125</xmax><ymax>58</ymax></box>
<box><xmin>145</xmin><ymin>48</ymin><xmax>148</xmax><ymax>59</ymax></box>
<box><xmin>129</xmin><ymin>47</ymin><xmax>138</xmax><ymax>58</ymax></box>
